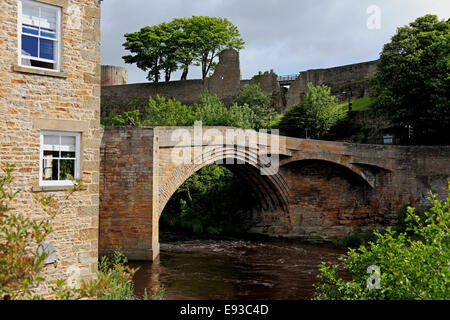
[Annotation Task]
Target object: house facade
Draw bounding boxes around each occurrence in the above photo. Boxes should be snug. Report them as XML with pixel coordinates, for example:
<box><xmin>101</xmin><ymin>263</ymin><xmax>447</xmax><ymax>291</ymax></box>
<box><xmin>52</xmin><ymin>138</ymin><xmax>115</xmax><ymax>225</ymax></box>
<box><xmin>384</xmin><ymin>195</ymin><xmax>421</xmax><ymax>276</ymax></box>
<box><xmin>0</xmin><ymin>0</ymin><xmax>101</xmax><ymax>295</ymax></box>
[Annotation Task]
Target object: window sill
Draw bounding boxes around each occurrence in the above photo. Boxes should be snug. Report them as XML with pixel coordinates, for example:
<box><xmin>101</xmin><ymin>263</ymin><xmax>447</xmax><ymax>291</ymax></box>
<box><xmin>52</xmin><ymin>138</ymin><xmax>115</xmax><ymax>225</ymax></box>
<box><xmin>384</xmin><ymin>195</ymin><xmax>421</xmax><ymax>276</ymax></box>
<box><xmin>13</xmin><ymin>65</ymin><xmax>67</xmax><ymax>78</ymax></box>
<box><xmin>32</xmin><ymin>185</ymin><xmax>74</xmax><ymax>193</ymax></box>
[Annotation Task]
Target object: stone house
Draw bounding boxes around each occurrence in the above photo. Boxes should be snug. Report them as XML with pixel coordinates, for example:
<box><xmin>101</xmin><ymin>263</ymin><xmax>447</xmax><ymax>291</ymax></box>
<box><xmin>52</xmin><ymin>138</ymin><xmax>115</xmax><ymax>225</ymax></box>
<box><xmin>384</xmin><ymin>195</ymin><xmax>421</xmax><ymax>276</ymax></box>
<box><xmin>0</xmin><ymin>0</ymin><xmax>101</xmax><ymax>296</ymax></box>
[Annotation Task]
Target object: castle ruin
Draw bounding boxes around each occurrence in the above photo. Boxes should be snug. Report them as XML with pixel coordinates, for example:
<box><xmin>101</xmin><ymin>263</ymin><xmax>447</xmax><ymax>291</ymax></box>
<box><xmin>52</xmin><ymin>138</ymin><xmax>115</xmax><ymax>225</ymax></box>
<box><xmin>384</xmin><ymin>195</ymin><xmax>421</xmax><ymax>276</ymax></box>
<box><xmin>101</xmin><ymin>49</ymin><xmax>378</xmax><ymax>117</ymax></box>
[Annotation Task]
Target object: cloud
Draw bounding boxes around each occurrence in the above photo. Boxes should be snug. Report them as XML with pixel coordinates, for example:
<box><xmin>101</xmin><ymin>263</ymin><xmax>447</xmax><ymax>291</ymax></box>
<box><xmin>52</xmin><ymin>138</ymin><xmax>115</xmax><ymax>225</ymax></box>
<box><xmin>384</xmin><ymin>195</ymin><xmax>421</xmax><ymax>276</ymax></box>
<box><xmin>100</xmin><ymin>0</ymin><xmax>450</xmax><ymax>83</ymax></box>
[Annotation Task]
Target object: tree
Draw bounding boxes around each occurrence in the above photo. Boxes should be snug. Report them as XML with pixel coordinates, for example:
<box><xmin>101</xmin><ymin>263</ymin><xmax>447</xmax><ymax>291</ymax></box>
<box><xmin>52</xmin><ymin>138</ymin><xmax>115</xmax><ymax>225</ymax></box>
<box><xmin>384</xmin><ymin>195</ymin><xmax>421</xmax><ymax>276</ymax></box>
<box><xmin>371</xmin><ymin>15</ymin><xmax>450</xmax><ymax>145</ymax></box>
<box><xmin>187</xmin><ymin>16</ymin><xmax>244</xmax><ymax>79</ymax></box>
<box><xmin>122</xmin><ymin>16</ymin><xmax>245</xmax><ymax>82</ymax></box>
<box><xmin>100</xmin><ymin>92</ymin><xmax>259</xmax><ymax>130</ymax></box>
<box><xmin>278</xmin><ymin>83</ymin><xmax>344</xmax><ymax>139</ymax></box>
<box><xmin>234</xmin><ymin>84</ymin><xmax>277</xmax><ymax>130</ymax></box>
<box><xmin>313</xmin><ymin>181</ymin><xmax>450</xmax><ymax>300</ymax></box>
<box><xmin>173</xmin><ymin>18</ymin><xmax>197</xmax><ymax>81</ymax></box>
<box><xmin>122</xmin><ymin>24</ymin><xmax>178</xmax><ymax>83</ymax></box>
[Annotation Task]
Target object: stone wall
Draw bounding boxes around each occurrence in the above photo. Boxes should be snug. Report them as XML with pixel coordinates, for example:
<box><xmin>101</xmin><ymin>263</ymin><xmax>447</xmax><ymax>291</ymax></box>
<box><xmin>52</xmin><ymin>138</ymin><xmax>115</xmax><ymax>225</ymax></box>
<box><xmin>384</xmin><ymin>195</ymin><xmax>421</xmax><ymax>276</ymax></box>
<box><xmin>101</xmin><ymin>65</ymin><xmax>128</xmax><ymax>86</ymax></box>
<box><xmin>101</xmin><ymin>49</ymin><xmax>242</xmax><ymax>117</ymax></box>
<box><xmin>0</xmin><ymin>0</ymin><xmax>101</xmax><ymax>296</ymax></box>
<box><xmin>249</xmin><ymin>70</ymin><xmax>285</xmax><ymax>112</ymax></box>
<box><xmin>285</xmin><ymin>60</ymin><xmax>378</xmax><ymax>108</ymax></box>
<box><xmin>207</xmin><ymin>49</ymin><xmax>242</xmax><ymax>106</ymax></box>
<box><xmin>101</xmin><ymin>52</ymin><xmax>379</xmax><ymax>116</ymax></box>
<box><xmin>101</xmin><ymin>79</ymin><xmax>206</xmax><ymax>117</ymax></box>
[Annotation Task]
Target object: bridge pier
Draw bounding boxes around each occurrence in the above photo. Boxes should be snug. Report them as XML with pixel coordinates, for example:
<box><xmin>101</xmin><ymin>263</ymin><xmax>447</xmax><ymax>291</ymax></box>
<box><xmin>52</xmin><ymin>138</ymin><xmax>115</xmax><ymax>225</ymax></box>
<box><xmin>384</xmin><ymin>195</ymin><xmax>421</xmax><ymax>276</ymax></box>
<box><xmin>99</xmin><ymin>127</ymin><xmax>160</xmax><ymax>261</ymax></box>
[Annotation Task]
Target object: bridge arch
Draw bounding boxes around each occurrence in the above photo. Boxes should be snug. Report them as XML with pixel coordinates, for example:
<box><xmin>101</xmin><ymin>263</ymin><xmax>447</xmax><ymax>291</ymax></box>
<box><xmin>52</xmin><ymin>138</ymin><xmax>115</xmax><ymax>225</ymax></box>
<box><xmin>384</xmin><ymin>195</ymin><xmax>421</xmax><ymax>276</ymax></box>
<box><xmin>158</xmin><ymin>145</ymin><xmax>291</xmax><ymax>220</ymax></box>
<box><xmin>280</xmin><ymin>155</ymin><xmax>378</xmax><ymax>189</ymax></box>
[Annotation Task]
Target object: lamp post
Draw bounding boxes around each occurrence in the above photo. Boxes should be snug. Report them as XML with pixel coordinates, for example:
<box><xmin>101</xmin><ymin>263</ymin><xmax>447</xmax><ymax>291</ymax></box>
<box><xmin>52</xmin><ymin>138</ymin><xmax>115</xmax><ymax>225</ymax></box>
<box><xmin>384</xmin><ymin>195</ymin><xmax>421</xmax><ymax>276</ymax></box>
<box><xmin>305</xmin><ymin>127</ymin><xmax>311</xmax><ymax>139</ymax></box>
<box><xmin>342</xmin><ymin>90</ymin><xmax>352</xmax><ymax>112</ymax></box>
<box><xmin>347</xmin><ymin>87</ymin><xmax>353</xmax><ymax>112</ymax></box>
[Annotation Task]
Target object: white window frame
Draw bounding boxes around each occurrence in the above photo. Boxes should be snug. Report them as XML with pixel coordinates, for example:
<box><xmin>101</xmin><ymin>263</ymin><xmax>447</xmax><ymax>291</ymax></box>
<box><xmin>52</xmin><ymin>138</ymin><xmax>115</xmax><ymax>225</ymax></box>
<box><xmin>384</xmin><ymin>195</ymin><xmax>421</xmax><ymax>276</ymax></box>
<box><xmin>39</xmin><ymin>131</ymin><xmax>81</xmax><ymax>187</ymax></box>
<box><xmin>17</xmin><ymin>0</ymin><xmax>62</xmax><ymax>72</ymax></box>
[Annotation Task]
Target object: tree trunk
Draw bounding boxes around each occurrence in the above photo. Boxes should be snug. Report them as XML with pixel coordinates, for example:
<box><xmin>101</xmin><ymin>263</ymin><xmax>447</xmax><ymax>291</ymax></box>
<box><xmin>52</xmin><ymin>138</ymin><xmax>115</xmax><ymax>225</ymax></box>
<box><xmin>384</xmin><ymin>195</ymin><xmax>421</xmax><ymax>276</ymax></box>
<box><xmin>202</xmin><ymin>55</ymin><xmax>208</xmax><ymax>80</ymax></box>
<box><xmin>165</xmin><ymin>70</ymin><xmax>171</xmax><ymax>82</ymax></box>
<box><xmin>180</xmin><ymin>67</ymin><xmax>189</xmax><ymax>81</ymax></box>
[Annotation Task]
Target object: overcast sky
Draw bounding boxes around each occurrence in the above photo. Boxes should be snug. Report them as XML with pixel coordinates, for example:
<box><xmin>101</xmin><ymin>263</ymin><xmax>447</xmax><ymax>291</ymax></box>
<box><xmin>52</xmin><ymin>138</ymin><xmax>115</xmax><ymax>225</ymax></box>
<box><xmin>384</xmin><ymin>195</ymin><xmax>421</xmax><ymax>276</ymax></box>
<box><xmin>100</xmin><ymin>0</ymin><xmax>450</xmax><ymax>84</ymax></box>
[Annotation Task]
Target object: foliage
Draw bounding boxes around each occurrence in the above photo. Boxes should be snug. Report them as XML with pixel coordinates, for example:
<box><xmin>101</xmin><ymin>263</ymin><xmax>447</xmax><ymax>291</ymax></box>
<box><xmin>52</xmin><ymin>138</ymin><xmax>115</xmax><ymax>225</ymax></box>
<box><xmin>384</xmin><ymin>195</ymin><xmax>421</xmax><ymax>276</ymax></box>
<box><xmin>233</xmin><ymin>84</ymin><xmax>277</xmax><ymax>130</ymax></box>
<box><xmin>161</xmin><ymin>164</ymin><xmax>255</xmax><ymax>235</ymax></box>
<box><xmin>278</xmin><ymin>83</ymin><xmax>345</xmax><ymax>139</ymax></box>
<box><xmin>102</xmin><ymin>92</ymin><xmax>272</xmax><ymax>131</ymax></box>
<box><xmin>0</xmin><ymin>164</ymin><xmax>86</xmax><ymax>300</ymax></box>
<box><xmin>192</xmin><ymin>92</ymin><xmax>231</xmax><ymax>126</ymax></box>
<box><xmin>123</xmin><ymin>16</ymin><xmax>244</xmax><ymax>82</ymax></box>
<box><xmin>371</xmin><ymin>15</ymin><xmax>450</xmax><ymax>145</ymax></box>
<box><xmin>186</xmin><ymin>16</ymin><xmax>245</xmax><ymax>79</ymax></box>
<box><xmin>324</xmin><ymin>115</ymin><xmax>364</xmax><ymax>141</ymax></box>
<box><xmin>88</xmin><ymin>251</ymin><xmax>136</xmax><ymax>300</ymax></box>
<box><xmin>313</xmin><ymin>181</ymin><xmax>450</xmax><ymax>300</ymax></box>
<box><xmin>52</xmin><ymin>250</ymin><xmax>165</xmax><ymax>300</ymax></box>
<box><xmin>122</xmin><ymin>24</ymin><xmax>176</xmax><ymax>82</ymax></box>
<box><xmin>330</xmin><ymin>229</ymin><xmax>378</xmax><ymax>249</ymax></box>
<box><xmin>102</xmin><ymin>96</ymin><xmax>196</xmax><ymax>127</ymax></box>
<box><xmin>53</xmin><ymin>251</ymin><xmax>155</xmax><ymax>300</ymax></box>
<box><xmin>325</xmin><ymin>96</ymin><xmax>379</xmax><ymax>142</ymax></box>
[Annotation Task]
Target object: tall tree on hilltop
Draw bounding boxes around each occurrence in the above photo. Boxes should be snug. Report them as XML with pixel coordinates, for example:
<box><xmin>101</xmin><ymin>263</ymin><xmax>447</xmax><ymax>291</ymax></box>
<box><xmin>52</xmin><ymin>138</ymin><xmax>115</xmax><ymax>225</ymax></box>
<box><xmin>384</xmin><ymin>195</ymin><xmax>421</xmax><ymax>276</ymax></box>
<box><xmin>122</xmin><ymin>16</ymin><xmax>245</xmax><ymax>82</ymax></box>
<box><xmin>371</xmin><ymin>15</ymin><xmax>450</xmax><ymax>145</ymax></box>
<box><xmin>188</xmin><ymin>16</ymin><xmax>245</xmax><ymax>80</ymax></box>
<box><xmin>122</xmin><ymin>24</ymin><xmax>178</xmax><ymax>83</ymax></box>
<box><xmin>174</xmin><ymin>18</ymin><xmax>198</xmax><ymax>81</ymax></box>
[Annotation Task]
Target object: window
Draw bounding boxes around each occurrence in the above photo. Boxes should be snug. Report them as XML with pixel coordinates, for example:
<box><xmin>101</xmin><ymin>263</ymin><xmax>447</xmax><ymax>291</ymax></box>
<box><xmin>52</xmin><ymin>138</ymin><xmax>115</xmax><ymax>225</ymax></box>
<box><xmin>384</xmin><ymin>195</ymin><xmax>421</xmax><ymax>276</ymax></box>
<box><xmin>18</xmin><ymin>0</ymin><xmax>61</xmax><ymax>71</ymax></box>
<box><xmin>40</xmin><ymin>131</ymin><xmax>80</xmax><ymax>186</ymax></box>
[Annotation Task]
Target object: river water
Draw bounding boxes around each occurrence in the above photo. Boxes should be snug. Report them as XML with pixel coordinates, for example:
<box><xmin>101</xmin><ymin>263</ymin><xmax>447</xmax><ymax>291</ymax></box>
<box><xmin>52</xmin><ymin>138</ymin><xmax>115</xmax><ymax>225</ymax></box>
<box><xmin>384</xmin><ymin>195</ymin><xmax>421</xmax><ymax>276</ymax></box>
<box><xmin>130</xmin><ymin>233</ymin><xmax>349</xmax><ymax>300</ymax></box>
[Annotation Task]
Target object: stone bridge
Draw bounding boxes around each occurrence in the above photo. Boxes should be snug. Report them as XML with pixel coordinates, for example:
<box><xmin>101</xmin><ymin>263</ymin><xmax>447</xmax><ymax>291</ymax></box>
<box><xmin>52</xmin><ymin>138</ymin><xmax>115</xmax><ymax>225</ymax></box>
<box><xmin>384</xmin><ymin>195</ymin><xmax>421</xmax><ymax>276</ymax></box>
<box><xmin>99</xmin><ymin>126</ymin><xmax>450</xmax><ymax>260</ymax></box>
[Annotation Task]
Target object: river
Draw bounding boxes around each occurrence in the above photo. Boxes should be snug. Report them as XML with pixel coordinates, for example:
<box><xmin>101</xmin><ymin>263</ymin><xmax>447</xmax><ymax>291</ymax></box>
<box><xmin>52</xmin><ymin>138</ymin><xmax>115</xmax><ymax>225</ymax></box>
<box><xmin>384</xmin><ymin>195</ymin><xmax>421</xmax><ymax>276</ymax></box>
<box><xmin>130</xmin><ymin>232</ymin><xmax>349</xmax><ymax>300</ymax></box>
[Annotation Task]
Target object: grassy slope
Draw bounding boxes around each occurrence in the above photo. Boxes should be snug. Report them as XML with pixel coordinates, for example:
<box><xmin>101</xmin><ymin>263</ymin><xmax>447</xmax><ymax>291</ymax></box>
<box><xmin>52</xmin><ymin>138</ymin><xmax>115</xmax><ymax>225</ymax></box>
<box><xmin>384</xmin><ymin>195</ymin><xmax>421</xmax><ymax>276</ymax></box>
<box><xmin>337</xmin><ymin>96</ymin><xmax>374</xmax><ymax>112</ymax></box>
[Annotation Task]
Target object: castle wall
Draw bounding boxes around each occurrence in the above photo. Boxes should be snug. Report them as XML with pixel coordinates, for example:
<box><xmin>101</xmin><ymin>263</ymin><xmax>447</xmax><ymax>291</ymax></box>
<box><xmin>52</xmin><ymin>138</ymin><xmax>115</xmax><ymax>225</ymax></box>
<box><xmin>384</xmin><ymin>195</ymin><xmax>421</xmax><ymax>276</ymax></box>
<box><xmin>101</xmin><ymin>65</ymin><xmax>128</xmax><ymax>86</ymax></box>
<box><xmin>101</xmin><ymin>49</ymin><xmax>242</xmax><ymax>118</ymax></box>
<box><xmin>286</xmin><ymin>60</ymin><xmax>378</xmax><ymax>108</ymax></box>
<box><xmin>101</xmin><ymin>53</ymin><xmax>379</xmax><ymax>117</ymax></box>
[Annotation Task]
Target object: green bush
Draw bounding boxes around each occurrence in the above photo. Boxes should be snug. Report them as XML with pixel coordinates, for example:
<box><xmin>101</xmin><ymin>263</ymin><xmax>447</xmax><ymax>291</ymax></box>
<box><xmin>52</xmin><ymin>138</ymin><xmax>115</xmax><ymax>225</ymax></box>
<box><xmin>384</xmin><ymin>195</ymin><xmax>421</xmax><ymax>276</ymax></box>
<box><xmin>53</xmin><ymin>250</ymin><xmax>164</xmax><ymax>300</ymax></box>
<box><xmin>330</xmin><ymin>230</ymin><xmax>378</xmax><ymax>249</ymax></box>
<box><xmin>278</xmin><ymin>83</ymin><xmax>345</xmax><ymax>139</ymax></box>
<box><xmin>101</xmin><ymin>96</ymin><xmax>195</xmax><ymax>127</ymax></box>
<box><xmin>314</xmin><ymin>181</ymin><xmax>450</xmax><ymax>300</ymax></box>
<box><xmin>233</xmin><ymin>84</ymin><xmax>277</xmax><ymax>130</ymax></box>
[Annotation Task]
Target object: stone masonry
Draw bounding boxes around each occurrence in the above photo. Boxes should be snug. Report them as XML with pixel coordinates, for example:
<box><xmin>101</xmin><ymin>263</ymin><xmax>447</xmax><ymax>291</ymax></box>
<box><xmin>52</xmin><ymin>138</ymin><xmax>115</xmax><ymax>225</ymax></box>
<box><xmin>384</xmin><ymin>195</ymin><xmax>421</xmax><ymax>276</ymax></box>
<box><xmin>100</xmin><ymin>126</ymin><xmax>450</xmax><ymax>261</ymax></box>
<box><xmin>0</xmin><ymin>0</ymin><xmax>101</xmax><ymax>296</ymax></box>
<box><xmin>101</xmin><ymin>65</ymin><xmax>128</xmax><ymax>86</ymax></box>
<box><xmin>285</xmin><ymin>60</ymin><xmax>378</xmax><ymax>107</ymax></box>
<box><xmin>101</xmin><ymin>49</ymin><xmax>242</xmax><ymax>118</ymax></box>
<box><xmin>101</xmin><ymin>51</ymin><xmax>379</xmax><ymax>116</ymax></box>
